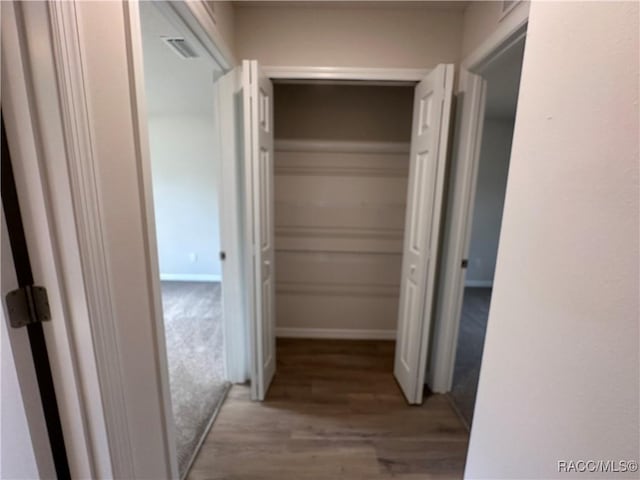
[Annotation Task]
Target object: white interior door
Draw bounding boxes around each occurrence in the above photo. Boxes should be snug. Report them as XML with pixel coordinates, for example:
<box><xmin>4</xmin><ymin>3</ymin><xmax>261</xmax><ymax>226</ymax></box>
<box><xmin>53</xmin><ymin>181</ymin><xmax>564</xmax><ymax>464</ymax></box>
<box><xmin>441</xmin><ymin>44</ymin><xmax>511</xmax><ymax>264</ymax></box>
<box><xmin>242</xmin><ymin>60</ymin><xmax>276</xmax><ymax>401</ymax></box>
<box><xmin>394</xmin><ymin>64</ymin><xmax>455</xmax><ymax>404</ymax></box>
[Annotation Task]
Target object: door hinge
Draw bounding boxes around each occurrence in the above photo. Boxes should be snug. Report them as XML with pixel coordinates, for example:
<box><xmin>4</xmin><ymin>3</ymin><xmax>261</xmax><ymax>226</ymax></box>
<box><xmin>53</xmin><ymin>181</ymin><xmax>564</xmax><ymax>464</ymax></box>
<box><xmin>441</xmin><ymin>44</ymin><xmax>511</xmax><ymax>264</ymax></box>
<box><xmin>220</xmin><ymin>251</ymin><xmax>226</xmax><ymax>261</ymax></box>
<box><xmin>461</xmin><ymin>259</ymin><xmax>469</xmax><ymax>268</ymax></box>
<box><xmin>5</xmin><ymin>286</ymin><xmax>51</xmax><ymax>328</ymax></box>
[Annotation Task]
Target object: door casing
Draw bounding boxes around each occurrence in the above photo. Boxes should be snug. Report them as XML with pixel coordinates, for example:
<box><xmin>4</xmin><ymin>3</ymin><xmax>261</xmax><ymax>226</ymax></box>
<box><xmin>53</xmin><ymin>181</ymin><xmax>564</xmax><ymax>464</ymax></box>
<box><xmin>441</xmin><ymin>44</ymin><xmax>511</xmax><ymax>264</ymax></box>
<box><xmin>427</xmin><ymin>13</ymin><xmax>529</xmax><ymax>394</ymax></box>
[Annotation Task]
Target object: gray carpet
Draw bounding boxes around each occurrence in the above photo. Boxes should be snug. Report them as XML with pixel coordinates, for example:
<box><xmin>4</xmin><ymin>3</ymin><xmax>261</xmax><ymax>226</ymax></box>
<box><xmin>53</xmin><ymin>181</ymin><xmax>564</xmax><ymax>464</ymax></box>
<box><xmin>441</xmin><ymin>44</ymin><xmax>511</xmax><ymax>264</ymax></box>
<box><xmin>161</xmin><ymin>281</ymin><xmax>229</xmax><ymax>478</ymax></box>
<box><xmin>450</xmin><ymin>287</ymin><xmax>492</xmax><ymax>425</ymax></box>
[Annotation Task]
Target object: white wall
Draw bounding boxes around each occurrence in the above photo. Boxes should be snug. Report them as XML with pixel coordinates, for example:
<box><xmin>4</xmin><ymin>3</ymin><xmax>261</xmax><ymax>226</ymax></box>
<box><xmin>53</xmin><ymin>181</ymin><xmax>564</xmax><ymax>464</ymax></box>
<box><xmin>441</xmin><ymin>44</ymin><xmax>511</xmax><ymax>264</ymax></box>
<box><xmin>234</xmin><ymin>3</ymin><xmax>464</xmax><ymax>68</ymax></box>
<box><xmin>466</xmin><ymin>2</ymin><xmax>639</xmax><ymax>478</ymax></box>
<box><xmin>148</xmin><ymin>115</ymin><xmax>222</xmax><ymax>280</ymax></box>
<box><xmin>466</xmin><ymin>118</ymin><xmax>514</xmax><ymax>285</ymax></box>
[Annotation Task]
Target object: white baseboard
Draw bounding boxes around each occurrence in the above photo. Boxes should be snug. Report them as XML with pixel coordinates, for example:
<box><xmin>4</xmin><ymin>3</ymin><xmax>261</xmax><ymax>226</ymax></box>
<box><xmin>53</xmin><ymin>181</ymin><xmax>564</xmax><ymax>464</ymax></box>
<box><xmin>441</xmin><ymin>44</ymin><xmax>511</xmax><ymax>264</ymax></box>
<box><xmin>160</xmin><ymin>273</ymin><xmax>221</xmax><ymax>282</ymax></box>
<box><xmin>465</xmin><ymin>280</ymin><xmax>493</xmax><ymax>288</ymax></box>
<box><xmin>276</xmin><ymin>327</ymin><xmax>396</xmax><ymax>340</ymax></box>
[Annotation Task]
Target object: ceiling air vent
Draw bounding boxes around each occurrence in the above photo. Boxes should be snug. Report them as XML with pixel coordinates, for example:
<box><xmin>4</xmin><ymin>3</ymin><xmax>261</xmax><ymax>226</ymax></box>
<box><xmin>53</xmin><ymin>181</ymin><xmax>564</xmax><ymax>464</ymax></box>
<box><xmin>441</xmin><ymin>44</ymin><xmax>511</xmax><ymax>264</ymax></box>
<box><xmin>162</xmin><ymin>37</ymin><xmax>199</xmax><ymax>59</ymax></box>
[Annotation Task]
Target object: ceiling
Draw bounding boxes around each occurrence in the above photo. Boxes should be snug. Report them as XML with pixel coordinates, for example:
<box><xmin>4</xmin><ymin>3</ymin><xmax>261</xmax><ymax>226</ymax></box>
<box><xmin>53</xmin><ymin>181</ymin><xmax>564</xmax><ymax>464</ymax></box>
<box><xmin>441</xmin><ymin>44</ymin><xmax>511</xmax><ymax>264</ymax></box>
<box><xmin>481</xmin><ymin>37</ymin><xmax>526</xmax><ymax>120</ymax></box>
<box><xmin>140</xmin><ymin>2</ymin><xmax>215</xmax><ymax>116</ymax></box>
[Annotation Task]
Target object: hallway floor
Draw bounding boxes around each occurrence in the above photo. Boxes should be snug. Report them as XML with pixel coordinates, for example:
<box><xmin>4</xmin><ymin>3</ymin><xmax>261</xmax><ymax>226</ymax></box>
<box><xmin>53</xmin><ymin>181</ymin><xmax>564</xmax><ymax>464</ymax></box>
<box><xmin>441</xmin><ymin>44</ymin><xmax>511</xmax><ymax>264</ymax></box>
<box><xmin>188</xmin><ymin>339</ymin><xmax>469</xmax><ymax>479</ymax></box>
<box><xmin>450</xmin><ymin>287</ymin><xmax>492</xmax><ymax>425</ymax></box>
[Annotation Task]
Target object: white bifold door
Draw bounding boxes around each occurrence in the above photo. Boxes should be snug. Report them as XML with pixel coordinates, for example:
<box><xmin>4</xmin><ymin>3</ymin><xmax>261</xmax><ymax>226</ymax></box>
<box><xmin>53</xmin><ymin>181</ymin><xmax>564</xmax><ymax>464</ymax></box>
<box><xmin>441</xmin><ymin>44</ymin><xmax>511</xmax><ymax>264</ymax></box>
<box><xmin>242</xmin><ymin>60</ymin><xmax>276</xmax><ymax>400</ymax></box>
<box><xmin>394</xmin><ymin>64</ymin><xmax>455</xmax><ymax>404</ymax></box>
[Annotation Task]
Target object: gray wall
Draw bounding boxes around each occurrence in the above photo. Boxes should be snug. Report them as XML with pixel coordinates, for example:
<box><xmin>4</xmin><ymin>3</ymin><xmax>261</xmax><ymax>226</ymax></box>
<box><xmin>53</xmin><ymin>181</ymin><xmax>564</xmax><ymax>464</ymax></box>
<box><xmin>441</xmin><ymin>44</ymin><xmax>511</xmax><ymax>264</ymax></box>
<box><xmin>466</xmin><ymin>118</ymin><xmax>514</xmax><ymax>285</ymax></box>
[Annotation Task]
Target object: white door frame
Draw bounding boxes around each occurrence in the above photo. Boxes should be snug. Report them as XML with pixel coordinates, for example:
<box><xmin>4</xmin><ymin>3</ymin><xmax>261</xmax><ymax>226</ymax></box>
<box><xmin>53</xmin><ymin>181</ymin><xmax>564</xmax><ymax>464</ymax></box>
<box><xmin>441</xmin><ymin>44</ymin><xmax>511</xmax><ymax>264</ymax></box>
<box><xmin>263</xmin><ymin>66</ymin><xmax>429</xmax><ymax>83</ymax></box>
<box><xmin>427</xmin><ymin>4</ymin><xmax>529</xmax><ymax>393</ymax></box>
<box><xmin>4</xmin><ymin>1</ymin><xmax>236</xmax><ymax>478</ymax></box>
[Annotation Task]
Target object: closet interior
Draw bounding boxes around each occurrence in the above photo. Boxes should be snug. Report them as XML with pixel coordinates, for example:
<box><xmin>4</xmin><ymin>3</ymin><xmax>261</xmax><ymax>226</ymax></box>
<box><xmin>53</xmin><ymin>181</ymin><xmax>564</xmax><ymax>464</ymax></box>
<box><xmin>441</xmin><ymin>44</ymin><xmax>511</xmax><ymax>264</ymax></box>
<box><xmin>272</xmin><ymin>82</ymin><xmax>415</xmax><ymax>340</ymax></box>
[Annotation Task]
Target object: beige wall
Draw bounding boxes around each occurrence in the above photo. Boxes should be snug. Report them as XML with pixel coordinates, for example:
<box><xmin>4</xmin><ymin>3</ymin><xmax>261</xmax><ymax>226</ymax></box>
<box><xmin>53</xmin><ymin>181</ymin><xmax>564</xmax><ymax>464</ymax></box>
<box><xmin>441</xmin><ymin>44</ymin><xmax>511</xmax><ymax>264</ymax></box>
<box><xmin>274</xmin><ymin>84</ymin><xmax>414</xmax><ymax>334</ymax></box>
<box><xmin>460</xmin><ymin>0</ymin><xmax>529</xmax><ymax>60</ymax></box>
<box><xmin>234</xmin><ymin>3</ymin><xmax>464</xmax><ymax>68</ymax></box>
<box><xmin>466</xmin><ymin>1</ymin><xmax>639</xmax><ymax>477</ymax></box>
<box><xmin>209</xmin><ymin>1</ymin><xmax>236</xmax><ymax>59</ymax></box>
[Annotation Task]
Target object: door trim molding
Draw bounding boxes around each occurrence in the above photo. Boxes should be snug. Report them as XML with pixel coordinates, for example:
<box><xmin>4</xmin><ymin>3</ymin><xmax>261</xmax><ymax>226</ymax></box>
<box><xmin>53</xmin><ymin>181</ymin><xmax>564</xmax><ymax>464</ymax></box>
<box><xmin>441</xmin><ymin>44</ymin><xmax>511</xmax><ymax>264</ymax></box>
<box><xmin>428</xmin><ymin>8</ymin><xmax>529</xmax><ymax>394</ymax></box>
<box><xmin>428</xmin><ymin>71</ymin><xmax>487</xmax><ymax>394</ymax></box>
<box><xmin>263</xmin><ymin>66</ymin><xmax>430</xmax><ymax>82</ymax></box>
<box><xmin>48</xmin><ymin>2</ymin><xmax>138</xmax><ymax>476</ymax></box>
<box><xmin>276</xmin><ymin>328</ymin><xmax>396</xmax><ymax>340</ymax></box>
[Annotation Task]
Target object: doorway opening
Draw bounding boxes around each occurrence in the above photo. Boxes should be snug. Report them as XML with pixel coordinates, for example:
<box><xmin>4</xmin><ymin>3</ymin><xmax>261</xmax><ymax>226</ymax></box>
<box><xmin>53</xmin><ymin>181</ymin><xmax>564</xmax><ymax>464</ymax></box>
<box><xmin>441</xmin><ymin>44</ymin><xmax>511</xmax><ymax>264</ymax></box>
<box><xmin>449</xmin><ymin>37</ymin><xmax>526</xmax><ymax>425</ymax></box>
<box><xmin>139</xmin><ymin>3</ymin><xmax>230</xmax><ymax>477</ymax></box>
<box><xmin>273</xmin><ymin>82</ymin><xmax>413</xmax><ymax>340</ymax></box>
<box><xmin>270</xmin><ymin>80</ymin><xmax>414</xmax><ymax>397</ymax></box>
<box><xmin>242</xmin><ymin>64</ymin><xmax>454</xmax><ymax>403</ymax></box>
